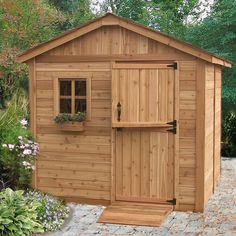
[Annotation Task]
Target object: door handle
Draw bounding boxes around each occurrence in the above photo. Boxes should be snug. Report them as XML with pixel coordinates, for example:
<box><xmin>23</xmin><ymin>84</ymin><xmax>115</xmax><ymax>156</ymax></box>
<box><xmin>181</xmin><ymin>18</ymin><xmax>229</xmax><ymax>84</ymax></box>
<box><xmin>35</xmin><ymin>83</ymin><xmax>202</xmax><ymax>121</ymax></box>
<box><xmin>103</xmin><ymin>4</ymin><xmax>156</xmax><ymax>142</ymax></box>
<box><xmin>117</xmin><ymin>102</ymin><xmax>121</xmax><ymax>122</ymax></box>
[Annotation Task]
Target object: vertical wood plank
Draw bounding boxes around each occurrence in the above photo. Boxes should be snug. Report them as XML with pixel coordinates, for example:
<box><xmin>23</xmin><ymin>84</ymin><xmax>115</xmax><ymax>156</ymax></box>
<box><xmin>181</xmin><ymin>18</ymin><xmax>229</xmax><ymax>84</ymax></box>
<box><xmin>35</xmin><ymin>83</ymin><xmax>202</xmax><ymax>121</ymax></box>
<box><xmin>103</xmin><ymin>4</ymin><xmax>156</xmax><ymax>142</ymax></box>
<box><xmin>71</xmin><ymin>80</ymin><xmax>75</xmax><ymax>114</ymax></box>
<box><xmin>139</xmin><ymin>70</ymin><xmax>149</xmax><ymax>122</ymax></box>
<box><xmin>29</xmin><ymin>59</ymin><xmax>37</xmax><ymax>136</ymax></box>
<box><xmin>53</xmin><ymin>78</ymin><xmax>59</xmax><ymax>116</ymax></box>
<box><xmin>174</xmin><ymin>62</ymin><xmax>180</xmax><ymax>210</ymax></box>
<box><xmin>128</xmin><ymin>69</ymin><xmax>139</xmax><ymax>122</ymax></box>
<box><xmin>115</xmin><ymin>130</ymin><xmax>123</xmax><ymax>196</ymax></box>
<box><xmin>131</xmin><ymin>131</ymin><xmax>141</xmax><ymax>197</ymax></box>
<box><xmin>112</xmin><ymin>68</ymin><xmax>119</xmax><ymax>123</ymax></box>
<box><xmin>157</xmin><ymin>133</ymin><xmax>169</xmax><ymax>199</ymax></box>
<box><xmin>111</xmin><ymin>128</ymin><xmax>116</xmax><ymax>202</ymax></box>
<box><xmin>168</xmin><ymin>69</ymin><xmax>174</xmax><ymax>121</ymax></box>
<box><xmin>122</xmin><ymin>131</ymin><xmax>132</xmax><ymax>196</ymax></box>
<box><xmin>148</xmin><ymin>70</ymin><xmax>157</xmax><ymax>122</ymax></box>
<box><xmin>86</xmin><ymin>77</ymin><xmax>92</xmax><ymax>120</ymax></box>
<box><xmin>158</xmin><ymin>69</ymin><xmax>168</xmax><ymax>122</ymax></box>
<box><xmin>195</xmin><ymin>60</ymin><xmax>206</xmax><ymax>212</ymax></box>
<box><xmin>150</xmin><ymin>131</ymin><xmax>158</xmax><ymax>197</ymax></box>
<box><xmin>213</xmin><ymin>66</ymin><xmax>222</xmax><ymax>190</ymax></box>
<box><xmin>28</xmin><ymin>58</ymin><xmax>37</xmax><ymax>188</ymax></box>
<box><xmin>140</xmin><ymin>131</ymin><xmax>150</xmax><ymax>197</ymax></box>
<box><xmin>119</xmin><ymin>69</ymin><xmax>128</xmax><ymax>122</ymax></box>
<box><xmin>167</xmin><ymin>133</ymin><xmax>174</xmax><ymax>199</ymax></box>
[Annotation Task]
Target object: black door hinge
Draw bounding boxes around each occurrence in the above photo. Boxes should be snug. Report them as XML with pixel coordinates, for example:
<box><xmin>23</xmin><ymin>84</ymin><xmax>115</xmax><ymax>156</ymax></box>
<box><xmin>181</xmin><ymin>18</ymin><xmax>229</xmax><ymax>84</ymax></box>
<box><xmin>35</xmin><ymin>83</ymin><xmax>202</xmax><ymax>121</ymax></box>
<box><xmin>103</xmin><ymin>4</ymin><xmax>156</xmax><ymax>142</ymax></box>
<box><xmin>166</xmin><ymin>120</ymin><xmax>177</xmax><ymax>134</ymax></box>
<box><xmin>167</xmin><ymin>198</ymin><xmax>176</xmax><ymax>205</ymax></box>
<box><xmin>167</xmin><ymin>62</ymin><xmax>177</xmax><ymax>70</ymax></box>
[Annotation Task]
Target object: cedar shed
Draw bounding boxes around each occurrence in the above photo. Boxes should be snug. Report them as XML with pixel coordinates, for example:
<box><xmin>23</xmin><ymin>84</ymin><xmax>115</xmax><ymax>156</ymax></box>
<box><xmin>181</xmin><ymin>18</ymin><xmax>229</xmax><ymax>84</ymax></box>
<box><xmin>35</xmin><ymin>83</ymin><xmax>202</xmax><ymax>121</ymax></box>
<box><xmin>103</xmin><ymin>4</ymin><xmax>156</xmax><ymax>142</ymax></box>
<box><xmin>18</xmin><ymin>13</ymin><xmax>231</xmax><ymax>218</ymax></box>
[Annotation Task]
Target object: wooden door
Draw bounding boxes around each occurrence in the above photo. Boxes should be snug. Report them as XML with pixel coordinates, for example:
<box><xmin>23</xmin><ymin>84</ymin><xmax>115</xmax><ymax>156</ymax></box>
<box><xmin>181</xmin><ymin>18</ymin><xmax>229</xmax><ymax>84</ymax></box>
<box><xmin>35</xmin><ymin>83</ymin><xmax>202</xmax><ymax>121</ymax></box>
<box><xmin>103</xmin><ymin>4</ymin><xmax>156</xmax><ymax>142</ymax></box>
<box><xmin>112</xmin><ymin>64</ymin><xmax>175</xmax><ymax>125</ymax></box>
<box><xmin>112</xmin><ymin>63</ymin><xmax>176</xmax><ymax>203</ymax></box>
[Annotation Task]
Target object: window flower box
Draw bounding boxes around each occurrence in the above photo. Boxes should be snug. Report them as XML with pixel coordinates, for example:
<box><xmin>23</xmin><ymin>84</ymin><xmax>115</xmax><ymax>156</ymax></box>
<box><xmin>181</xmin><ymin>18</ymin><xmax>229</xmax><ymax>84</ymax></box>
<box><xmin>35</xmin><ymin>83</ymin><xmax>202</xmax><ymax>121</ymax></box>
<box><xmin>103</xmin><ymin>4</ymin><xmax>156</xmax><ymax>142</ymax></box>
<box><xmin>54</xmin><ymin>112</ymin><xmax>86</xmax><ymax>132</ymax></box>
<box><xmin>57</xmin><ymin>121</ymin><xmax>85</xmax><ymax>132</ymax></box>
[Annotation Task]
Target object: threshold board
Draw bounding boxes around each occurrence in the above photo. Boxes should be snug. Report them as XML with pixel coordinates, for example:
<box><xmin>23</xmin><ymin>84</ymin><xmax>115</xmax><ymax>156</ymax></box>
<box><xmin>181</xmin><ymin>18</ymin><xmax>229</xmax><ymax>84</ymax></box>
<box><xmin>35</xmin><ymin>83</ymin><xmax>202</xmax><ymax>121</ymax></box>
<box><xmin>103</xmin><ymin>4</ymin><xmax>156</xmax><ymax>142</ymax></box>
<box><xmin>97</xmin><ymin>202</ymin><xmax>173</xmax><ymax>227</ymax></box>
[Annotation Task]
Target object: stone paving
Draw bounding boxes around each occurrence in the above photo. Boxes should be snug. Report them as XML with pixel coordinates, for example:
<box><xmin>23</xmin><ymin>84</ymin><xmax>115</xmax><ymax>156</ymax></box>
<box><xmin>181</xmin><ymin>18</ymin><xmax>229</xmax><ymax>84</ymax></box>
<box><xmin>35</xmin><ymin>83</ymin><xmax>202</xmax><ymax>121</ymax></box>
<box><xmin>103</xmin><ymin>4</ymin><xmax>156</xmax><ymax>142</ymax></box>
<box><xmin>45</xmin><ymin>158</ymin><xmax>236</xmax><ymax>236</ymax></box>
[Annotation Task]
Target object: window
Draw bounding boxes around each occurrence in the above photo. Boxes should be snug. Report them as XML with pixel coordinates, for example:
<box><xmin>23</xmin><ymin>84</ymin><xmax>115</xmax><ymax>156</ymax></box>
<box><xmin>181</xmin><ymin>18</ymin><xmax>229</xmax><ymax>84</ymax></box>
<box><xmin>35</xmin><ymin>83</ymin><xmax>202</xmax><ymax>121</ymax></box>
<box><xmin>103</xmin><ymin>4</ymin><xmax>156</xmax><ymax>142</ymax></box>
<box><xmin>59</xmin><ymin>79</ymin><xmax>87</xmax><ymax>114</ymax></box>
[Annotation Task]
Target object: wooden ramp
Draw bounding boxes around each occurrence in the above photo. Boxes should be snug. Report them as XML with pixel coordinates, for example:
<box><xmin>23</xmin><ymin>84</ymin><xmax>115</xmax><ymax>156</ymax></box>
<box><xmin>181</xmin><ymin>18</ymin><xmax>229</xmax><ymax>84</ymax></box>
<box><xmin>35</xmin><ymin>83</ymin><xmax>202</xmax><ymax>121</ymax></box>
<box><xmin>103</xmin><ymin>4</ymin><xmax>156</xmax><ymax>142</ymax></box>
<box><xmin>97</xmin><ymin>202</ymin><xmax>173</xmax><ymax>227</ymax></box>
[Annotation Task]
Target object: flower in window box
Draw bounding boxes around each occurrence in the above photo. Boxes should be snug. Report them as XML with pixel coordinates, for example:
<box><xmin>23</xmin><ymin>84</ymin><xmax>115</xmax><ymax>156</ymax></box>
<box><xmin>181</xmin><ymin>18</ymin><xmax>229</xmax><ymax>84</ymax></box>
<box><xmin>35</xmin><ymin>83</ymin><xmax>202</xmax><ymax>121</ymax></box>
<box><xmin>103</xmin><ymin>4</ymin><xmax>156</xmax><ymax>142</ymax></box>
<box><xmin>54</xmin><ymin>112</ymin><xmax>86</xmax><ymax>131</ymax></box>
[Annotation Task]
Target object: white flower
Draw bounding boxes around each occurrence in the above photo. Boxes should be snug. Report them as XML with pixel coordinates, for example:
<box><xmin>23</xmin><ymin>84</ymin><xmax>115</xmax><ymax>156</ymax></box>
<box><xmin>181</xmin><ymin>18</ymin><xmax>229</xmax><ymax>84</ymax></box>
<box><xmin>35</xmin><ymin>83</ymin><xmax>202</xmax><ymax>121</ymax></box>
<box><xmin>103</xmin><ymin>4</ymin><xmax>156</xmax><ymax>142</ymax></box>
<box><xmin>23</xmin><ymin>149</ymin><xmax>32</xmax><ymax>155</ymax></box>
<box><xmin>22</xmin><ymin>161</ymin><xmax>30</xmax><ymax>167</ymax></box>
<box><xmin>8</xmin><ymin>144</ymin><xmax>15</xmax><ymax>150</ymax></box>
<box><xmin>2</xmin><ymin>144</ymin><xmax>7</xmax><ymax>148</ymax></box>
<box><xmin>20</xmin><ymin>118</ymin><xmax>28</xmax><ymax>127</ymax></box>
<box><xmin>31</xmin><ymin>166</ymin><xmax>35</xmax><ymax>170</ymax></box>
<box><xmin>18</xmin><ymin>136</ymin><xmax>23</xmax><ymax>140</ymax></box>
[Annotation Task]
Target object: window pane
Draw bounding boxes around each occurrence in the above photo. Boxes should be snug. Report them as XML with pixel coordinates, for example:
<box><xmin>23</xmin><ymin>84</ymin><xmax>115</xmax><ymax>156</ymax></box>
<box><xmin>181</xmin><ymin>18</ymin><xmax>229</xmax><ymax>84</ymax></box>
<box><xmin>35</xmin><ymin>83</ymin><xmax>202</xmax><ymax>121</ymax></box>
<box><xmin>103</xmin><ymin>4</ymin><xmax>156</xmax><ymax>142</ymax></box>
<box><xmin>75</xmin><ymin>80</ymin><xmax>86</xmax><ymax>96</ymax></box>
<box><xmin>60</xmin><ymin>81</ymin><xmax>71</xmax><ymax>96</ymax></box>
<box><xmin>60</xmin><ymin>99</ymin><xmax>71</xmax><ymax>113</ymax></box>
<box><xmin>75</xmin><ymin>99</ymin><xmax>86</xmax><ymax>113</ymax></box>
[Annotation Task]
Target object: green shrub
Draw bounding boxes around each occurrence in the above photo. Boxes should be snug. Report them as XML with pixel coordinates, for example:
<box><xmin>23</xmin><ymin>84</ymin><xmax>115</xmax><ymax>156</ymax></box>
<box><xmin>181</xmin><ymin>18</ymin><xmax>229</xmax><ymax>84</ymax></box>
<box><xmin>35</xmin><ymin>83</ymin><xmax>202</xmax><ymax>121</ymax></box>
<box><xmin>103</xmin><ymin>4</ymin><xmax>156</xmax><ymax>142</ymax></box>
<box><xmin>54</xmin><ymin>112</ymin><xmax>86</xmax><ymax>124</ymax></box>
<box><xmin>222</xmin><ymin>112</ymin><xmax>236</xmax><ymax>157</ymax></box>
<box><xmin>0</xmin><ymin>92</ymin><xmax>35</xmax><ymax>190</ymax></box>
<box><xmin>25</xmin><ymin>191</ymin><xmax>70</xmax><ymax>232</ymax></box>
<box><xmin>0</xmin><ymin>188</ymin><xmax>44</xmax><ymax>236</ymax></box>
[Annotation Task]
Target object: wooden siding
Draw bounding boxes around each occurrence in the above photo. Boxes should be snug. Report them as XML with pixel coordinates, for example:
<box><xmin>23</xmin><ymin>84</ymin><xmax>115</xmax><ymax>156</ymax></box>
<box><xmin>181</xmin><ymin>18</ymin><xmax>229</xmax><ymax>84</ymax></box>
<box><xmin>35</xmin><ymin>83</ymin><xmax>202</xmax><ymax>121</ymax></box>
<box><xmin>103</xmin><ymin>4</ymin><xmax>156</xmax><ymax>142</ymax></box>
<box><xmin>204</xmin><ymin>64</ymin><xmax>215</xmax><ymax>204</ymax></box>
<box><xmin>35</xmin><ymin>62</ymin><xmax>112</xmax><ymax>201</ymax></box>
<box><xmin>195</xmin><ymin>61</ymin><xmax>221</xmax><ymax>212</ymax></box>
<box><xmin>213</xmin><ymin>66</ymin><xmax>222</xmax><ymax>189</ymax></box>
<box><xmin>41</xmin><ymin>26</ymin><xmax>195</xmax><ymax>61</ymax></box>
<box><xmin>178</xmin><ymin>61</ymin><xmax>196</xmax><ymax>211</ymax></box>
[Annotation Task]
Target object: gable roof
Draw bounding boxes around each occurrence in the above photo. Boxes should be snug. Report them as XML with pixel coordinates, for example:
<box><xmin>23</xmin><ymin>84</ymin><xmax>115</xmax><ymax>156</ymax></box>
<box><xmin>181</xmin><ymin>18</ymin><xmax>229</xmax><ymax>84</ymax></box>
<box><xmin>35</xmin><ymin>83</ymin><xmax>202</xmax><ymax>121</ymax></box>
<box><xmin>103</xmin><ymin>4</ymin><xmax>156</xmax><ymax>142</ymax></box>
<box><xmin>18</xmin><ymin>13</ymin><xmax>231</xmax><ymax>68</ymax></box>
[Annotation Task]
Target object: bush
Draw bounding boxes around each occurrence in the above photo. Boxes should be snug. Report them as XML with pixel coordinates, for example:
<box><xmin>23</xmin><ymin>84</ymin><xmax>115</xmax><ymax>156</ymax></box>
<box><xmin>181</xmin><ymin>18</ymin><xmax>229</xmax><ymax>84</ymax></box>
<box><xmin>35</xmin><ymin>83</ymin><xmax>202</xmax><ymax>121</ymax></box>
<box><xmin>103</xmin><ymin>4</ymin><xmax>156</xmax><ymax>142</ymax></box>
<box><xmin>222</xmin><ymin>112</ymin><xmax>236</xmax><ymax>157</ymax></box>
<box><xmin>0</xmin><ymin>92</ymin><xmax>36</xmax><ymax>190</ymax></box>
<box><xmin>0</xmin><ymin>188</ymin><xmax>44</xmax><ymax>235</ymax></box>
<box><xmin>25</xmin><ymin>191</ymin><xmax>70</xmax><ymax>232</ymax></box>
<box><xmin>1</xmin><ymin>134</ymin><xmax>39</xmax><ymax>190</ymax></box>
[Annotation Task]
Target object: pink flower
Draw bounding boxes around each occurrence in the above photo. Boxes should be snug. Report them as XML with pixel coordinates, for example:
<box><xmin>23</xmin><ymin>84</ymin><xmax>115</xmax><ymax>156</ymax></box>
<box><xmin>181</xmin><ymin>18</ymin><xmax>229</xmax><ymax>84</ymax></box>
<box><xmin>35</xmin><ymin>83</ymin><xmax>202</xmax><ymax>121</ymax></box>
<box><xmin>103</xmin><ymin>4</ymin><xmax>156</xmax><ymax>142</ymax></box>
<box><xmin>20</xmin><ymin>118</ymin><xmax>28</xmax><ymax>126</ymax></box>
<box><xmin>23</xmin><ymin>149</ymin><xmax>32</xmax><ymax>155</ymax></box>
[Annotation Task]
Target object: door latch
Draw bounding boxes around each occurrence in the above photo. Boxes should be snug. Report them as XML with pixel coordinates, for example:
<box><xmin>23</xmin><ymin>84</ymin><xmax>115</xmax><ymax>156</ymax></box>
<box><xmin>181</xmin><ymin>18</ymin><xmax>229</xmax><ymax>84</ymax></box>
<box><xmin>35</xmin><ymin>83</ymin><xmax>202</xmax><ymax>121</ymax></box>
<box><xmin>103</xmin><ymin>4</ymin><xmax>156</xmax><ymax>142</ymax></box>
<box><xmin>117</xmin><ymin>102</ymin><xmax>121</xmax><ymax>122</ymax></box>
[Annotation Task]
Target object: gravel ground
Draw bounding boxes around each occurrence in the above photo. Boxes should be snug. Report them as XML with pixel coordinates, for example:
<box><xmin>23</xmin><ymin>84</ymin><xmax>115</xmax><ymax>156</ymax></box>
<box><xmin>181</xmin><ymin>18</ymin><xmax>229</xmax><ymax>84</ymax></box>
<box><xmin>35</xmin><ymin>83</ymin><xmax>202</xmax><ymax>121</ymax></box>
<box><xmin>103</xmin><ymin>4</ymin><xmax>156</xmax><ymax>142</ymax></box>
<box><xmin>44</xmin><ymin>158</ymin><xmax>236</xmax><ymax>236</ymax></box>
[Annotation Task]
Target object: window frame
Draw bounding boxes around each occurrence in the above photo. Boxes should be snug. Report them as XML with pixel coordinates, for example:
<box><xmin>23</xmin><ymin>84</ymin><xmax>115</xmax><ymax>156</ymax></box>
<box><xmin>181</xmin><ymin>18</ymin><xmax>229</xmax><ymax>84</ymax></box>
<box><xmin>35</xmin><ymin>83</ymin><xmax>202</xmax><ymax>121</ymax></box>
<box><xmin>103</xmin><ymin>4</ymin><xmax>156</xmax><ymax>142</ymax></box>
<box><xmin>54</xmin><ymin>77</ymin><xmax>91</xmax><ymax>120</ymax></box>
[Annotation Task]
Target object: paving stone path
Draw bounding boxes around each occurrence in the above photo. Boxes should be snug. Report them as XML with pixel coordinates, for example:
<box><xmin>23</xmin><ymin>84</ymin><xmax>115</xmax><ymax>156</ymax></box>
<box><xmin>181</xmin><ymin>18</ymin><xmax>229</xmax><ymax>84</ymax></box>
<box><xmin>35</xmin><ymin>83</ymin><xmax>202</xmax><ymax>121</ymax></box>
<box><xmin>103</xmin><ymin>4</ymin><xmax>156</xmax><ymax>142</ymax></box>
<box><xmin>45</xmin><ymin>158</ymin><xmax>236</xmax><ymax>236</ymax></box>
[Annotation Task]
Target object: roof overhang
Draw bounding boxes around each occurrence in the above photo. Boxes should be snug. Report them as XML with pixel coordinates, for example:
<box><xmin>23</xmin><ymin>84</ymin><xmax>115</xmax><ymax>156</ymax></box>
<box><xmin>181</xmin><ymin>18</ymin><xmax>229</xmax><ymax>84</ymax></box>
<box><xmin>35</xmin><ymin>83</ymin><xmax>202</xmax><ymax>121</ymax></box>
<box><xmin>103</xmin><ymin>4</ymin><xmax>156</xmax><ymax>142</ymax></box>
<box><xmin>18</xmin><ymin>13</ymin><xmax>232</xmax><ymax>68</ymax></box>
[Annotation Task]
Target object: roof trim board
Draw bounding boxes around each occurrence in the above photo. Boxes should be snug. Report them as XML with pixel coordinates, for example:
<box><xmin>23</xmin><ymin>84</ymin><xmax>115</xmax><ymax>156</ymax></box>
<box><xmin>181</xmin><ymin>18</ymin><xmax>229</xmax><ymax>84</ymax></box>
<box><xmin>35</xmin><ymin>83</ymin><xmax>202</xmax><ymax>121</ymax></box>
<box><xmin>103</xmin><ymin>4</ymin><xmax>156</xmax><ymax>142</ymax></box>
<box><xmin>18</xmin><ymin>13</ymin><xmax>232</xmax><ymax>68</ymax></box>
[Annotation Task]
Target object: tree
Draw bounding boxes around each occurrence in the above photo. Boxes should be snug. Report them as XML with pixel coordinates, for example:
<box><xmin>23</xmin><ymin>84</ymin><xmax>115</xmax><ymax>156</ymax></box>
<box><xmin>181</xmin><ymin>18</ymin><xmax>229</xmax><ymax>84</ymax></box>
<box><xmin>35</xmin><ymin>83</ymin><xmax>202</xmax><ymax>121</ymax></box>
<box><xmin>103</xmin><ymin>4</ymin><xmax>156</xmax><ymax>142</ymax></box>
<box><xmin>98</xmin><ymin>0</ymin><xmax>150</xmax><ymax>25</ymax></box>
<box><xmin>149</xmin><ymin>0</ymin><xmax>204</xmax><ymax>38</ymax></box>
<box><xmin>184</xmin><ymin>0</ymin><xmax>236</xmax><ymax>113</ymax></box>
<box><xmin>0</xmin><ymin>0</ymin><xmax>66</xmax><ymax>107</ymax></box>
<box><xmin>48</xmin><ymin>0</ymin><xmax>96</xmax><ymax>30</ymax></box>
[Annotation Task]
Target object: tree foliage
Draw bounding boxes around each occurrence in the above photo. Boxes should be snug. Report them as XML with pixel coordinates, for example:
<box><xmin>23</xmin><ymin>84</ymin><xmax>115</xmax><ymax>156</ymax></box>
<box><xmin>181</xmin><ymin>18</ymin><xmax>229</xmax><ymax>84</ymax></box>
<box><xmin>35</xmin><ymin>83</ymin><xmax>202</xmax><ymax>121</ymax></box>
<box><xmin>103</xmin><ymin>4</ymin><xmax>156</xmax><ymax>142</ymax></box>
<box><xmin>48</xmin><ymin>0</ymin><xmax>95</xmax><ymax>30</ymax></box>
<box><xmin>149</xmin><ymin>0</ymin><xmax>202</xmax><ymax>38</ymax></box>
<box><xmin>184</xmin><ymin>0</ymin><xmax>236</xmax><ymax>112</ymax></box>
<box><xmin>98</xmin><ymin>0</ymin><xmax>150</xmax><ymax>25</ymax></box>
<box><xmin>0</xmin><ymin>0</ymin><xmax>66</xmax><ymax>108</ymax></box>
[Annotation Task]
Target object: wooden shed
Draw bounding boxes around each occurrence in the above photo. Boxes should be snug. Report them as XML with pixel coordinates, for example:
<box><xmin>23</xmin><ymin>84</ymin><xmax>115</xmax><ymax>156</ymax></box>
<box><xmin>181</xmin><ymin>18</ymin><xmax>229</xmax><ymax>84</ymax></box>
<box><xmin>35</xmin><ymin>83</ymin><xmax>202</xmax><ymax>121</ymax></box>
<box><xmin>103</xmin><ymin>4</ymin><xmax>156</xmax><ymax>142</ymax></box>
<box><xmin>18</xmin><ymin>13</ymin><xmax>231</xmax><ymax>223</ymax></box>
